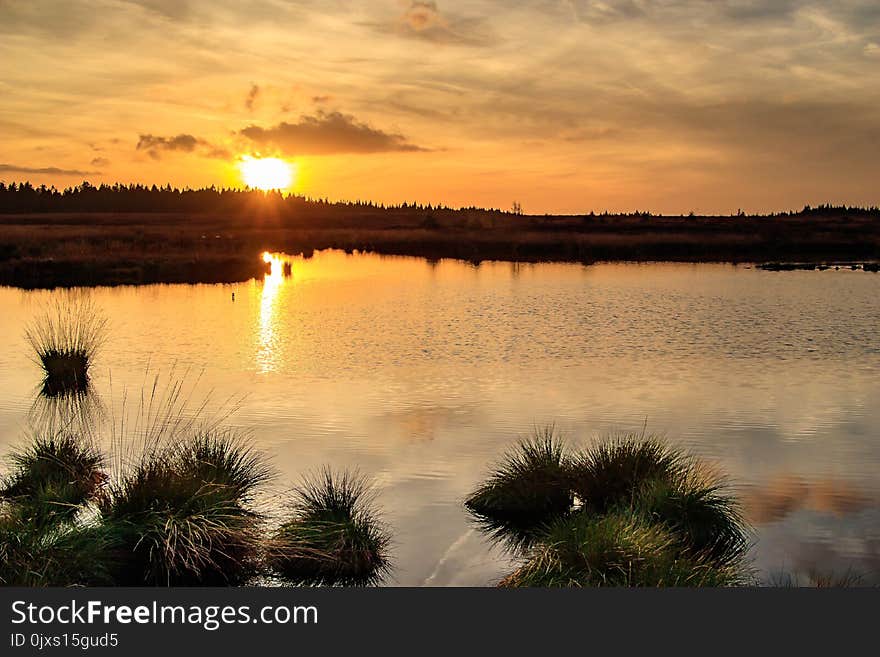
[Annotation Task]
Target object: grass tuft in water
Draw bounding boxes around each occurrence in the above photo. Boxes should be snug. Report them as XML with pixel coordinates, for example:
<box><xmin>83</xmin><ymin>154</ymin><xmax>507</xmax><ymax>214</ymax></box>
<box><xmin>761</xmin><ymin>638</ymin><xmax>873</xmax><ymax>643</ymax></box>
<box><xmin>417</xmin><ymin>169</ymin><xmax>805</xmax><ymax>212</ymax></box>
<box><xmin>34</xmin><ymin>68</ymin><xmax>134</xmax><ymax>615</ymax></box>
<box><xmin>100</xmin><ymin>430</ymin><xmax>271</xmax><ymax>586</ymax></box>
<box><xmin>568</xmin><ymin>435</ymin><xmax>688</xmax><ymax>513</ymax></box>
<box><xmin>569</xmin><ymin>435</ymin><xmax>751</xmax><ymax>569</ymax></box>
<box><xmin>25</xmin><ymin>293</ymin><xmax>107</xmax><ymax>396</ymax></box>
<box><xmin>630</xmin><ymin>468</ymin><xmax>750</xmax><ymax>569</ymax></box>
<box><xmin>272</xmin><ymin>469</ymin><xmax>392</xmax><ymax>586</ymax></box>
<box><xmin>499</xmin><ymin>511</ymin><xmax>747</xmax><ymax>588</ymax></box>
<box><xmin>0</xmin><ymin>509</ymin><xmax>119</xmax><ymax>586</ymax></box>
<box><xmin>464</xmin><ymin>427</ymin><xmax>573</xmax><ymax>549</ymax></box>
<box><xmin>1</xmin><ymin>432</ymin><xmax>106</xmax><ymax>524</ymax></box>
<box><xmin>468</xmin><ymin>432</ymin><xmax>754</xmax><ymax>585</ymax></box>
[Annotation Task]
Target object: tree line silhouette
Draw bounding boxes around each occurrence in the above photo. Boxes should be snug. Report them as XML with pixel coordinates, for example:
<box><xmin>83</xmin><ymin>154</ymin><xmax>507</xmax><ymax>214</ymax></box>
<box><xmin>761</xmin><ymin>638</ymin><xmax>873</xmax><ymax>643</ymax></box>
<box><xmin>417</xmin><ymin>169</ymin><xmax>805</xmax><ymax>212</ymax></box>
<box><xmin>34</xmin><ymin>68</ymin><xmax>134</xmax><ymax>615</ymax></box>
<box><xmin>0</xmin><ymin>181</ymin><xmax>878</xmax><ymax>219</ymax></box>
<box><xmin>0</xmin><ymin>181</ymin><xmax>484</xmax><ymax>216</ymax></box>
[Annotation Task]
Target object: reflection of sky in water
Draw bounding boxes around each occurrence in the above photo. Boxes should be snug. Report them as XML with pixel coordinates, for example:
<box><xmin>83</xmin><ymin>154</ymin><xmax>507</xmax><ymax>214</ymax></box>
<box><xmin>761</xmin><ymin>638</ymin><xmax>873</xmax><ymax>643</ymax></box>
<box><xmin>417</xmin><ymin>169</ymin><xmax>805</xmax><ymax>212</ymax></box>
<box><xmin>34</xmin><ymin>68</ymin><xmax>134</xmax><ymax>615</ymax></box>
<box><xmin>0</xmin><ymin>252</ymin><xmax>879</xmax><ymax>585</ymax></box>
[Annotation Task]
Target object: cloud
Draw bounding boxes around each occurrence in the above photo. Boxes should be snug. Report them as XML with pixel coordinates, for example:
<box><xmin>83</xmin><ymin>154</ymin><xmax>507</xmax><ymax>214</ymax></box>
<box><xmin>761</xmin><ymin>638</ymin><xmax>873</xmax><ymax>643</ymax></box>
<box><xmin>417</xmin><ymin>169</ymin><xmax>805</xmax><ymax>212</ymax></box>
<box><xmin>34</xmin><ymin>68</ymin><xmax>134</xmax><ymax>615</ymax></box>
<box><xmin>366</xmin><ymin>1</ymin><xmax>492</xmax><ymax>46</ymax></box>
<box><xmin>0</xmin><ymin>163</ymin><xmax>100</xmax><ymax>176</ymax></box>
<box><xmin>125</xmin><ymin>0</ymin><xmax>194</xmax><ymax>21</ymax></box>
<box><xmin>401</xmin><ymin>1</ymin><xmax>446</xmax><ymax>32</ymax></box>
<box><xmin>90</xmin><ymin>157</ymin><xmax>110</xmax><ymax>167</ymax></box>
<box><xmin>240</xmin><ymin>111</ymin><xmax>427</xmax><ymax>156</ymax></box>
<box><xmin>136</xmin><ymin>134</ymin><xmax>229</xmax><ymax>159</ymax></box>
<box><xmin>245</xmin><ymin>83</ymin><xmax>260</xmax><ymax>111</ymax></box>
<box><xmin>557</xmin><ymin>0</ymin><xmax>880</xmax><ymax>35</ymax></box>
<box><xmin>564</xmin><ymin>0</ymin><xmax>647</xmax><ymax>23</ymax></box>
<box><xmin>567</xmin><ymin>0</ymin><xmax>800</xmax><ymax>24</ymax></box>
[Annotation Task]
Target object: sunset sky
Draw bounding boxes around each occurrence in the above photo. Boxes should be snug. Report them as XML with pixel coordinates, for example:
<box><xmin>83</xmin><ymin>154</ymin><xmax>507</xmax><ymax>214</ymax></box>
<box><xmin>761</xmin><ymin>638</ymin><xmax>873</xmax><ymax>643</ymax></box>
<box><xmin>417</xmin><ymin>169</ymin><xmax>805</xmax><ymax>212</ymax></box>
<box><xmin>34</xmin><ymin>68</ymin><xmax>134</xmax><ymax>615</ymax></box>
<box><xmin>2</xmin><ymin>0</ymin><xmax>879</xmax><ymax>214</ymax></box>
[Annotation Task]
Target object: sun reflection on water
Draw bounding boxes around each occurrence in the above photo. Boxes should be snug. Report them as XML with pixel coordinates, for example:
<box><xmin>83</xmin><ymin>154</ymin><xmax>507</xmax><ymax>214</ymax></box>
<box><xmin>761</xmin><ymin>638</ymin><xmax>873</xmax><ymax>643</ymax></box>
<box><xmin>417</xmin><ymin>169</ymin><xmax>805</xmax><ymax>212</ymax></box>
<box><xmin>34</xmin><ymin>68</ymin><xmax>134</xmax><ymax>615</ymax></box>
<box><xmin>256</xmin><ymin>253</ymin><xmax>288</xmax><ymax>374</ymax></box>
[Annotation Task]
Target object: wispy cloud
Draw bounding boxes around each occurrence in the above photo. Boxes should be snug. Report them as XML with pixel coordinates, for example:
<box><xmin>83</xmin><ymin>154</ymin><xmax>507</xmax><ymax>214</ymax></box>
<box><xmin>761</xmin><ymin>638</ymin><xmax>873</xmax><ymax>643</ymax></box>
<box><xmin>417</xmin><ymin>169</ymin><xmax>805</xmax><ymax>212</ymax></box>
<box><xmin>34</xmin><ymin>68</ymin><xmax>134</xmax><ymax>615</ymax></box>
<box><xmin>245</xmin><ymin>83</ymin><xmax>260</xmax><ymax>111</ymax></box>
<box><xmin>0</xmin><ymin>163</ymin><xmax>100</xmax><ymax>176</ymax></box>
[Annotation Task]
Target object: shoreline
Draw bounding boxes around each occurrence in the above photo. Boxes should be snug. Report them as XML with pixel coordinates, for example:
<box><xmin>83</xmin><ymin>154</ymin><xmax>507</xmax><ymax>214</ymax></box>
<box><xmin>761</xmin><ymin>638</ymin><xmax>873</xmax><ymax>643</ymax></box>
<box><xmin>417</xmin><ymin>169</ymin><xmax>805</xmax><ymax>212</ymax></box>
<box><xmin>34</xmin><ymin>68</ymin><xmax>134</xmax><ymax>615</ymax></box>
<box><xmin>1</xmin><ymin>210</ymin><xmax>878</xmax><ymax>288</ymax></box>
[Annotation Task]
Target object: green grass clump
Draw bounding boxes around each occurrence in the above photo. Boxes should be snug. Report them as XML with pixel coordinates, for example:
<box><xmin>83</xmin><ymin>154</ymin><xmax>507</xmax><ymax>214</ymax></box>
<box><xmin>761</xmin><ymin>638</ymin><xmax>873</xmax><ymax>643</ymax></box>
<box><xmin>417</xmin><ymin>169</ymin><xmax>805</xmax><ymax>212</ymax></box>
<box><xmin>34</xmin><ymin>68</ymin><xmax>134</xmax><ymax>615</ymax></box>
<box><xmin>25</xmin><ymin>293</ymin><xmax>106</xmax><ymax>396</ymax></box>
<box><xmin>272</xmin><ymin>469</ymin><xmax>391</xmax><ymax>586</ymax></box>
<box><xmin>101</xmin><ymin>431</ymin><xmax>271</xmax><ymax>586</ymax></box>
<box><xmin>632</xmin><ymin>471</ymin><xmax>749</xmax><ymax>569</ymax></box>
<box><xmin>499</xmin><ymin>512</ymin><xmax>745</xmax><ymax>588</ymax></box>
<box><xmin>0</xmin><ymin>432</ymin><xmax>114</xmax><ymax>586</ymax></box>
<box><xmin>0</xmin><ymin>509</ymin><xmax>118</xmax><ymax>586</ymax></box>
<box><xmin>569</xmin><ymin>436</ymin><xmax>750</xmax><ymax>569</ymax></box>
<box><xmin>464</xmin><ymin>428</ymin><xmax>573</xmax><ymax>549</ymax></box>
<box><xmin>469</xmin><ymin>432</ymin><xmax>753</xmax><ymax>586</ymax></box>
<box><xmin>568</xmin><ymin>436</ymin><xmax>687</xmax><ymax>512</ymax></box>
<box><xmin>1</xmin><ymin>433</ymin><xmax>106</xmax><ymax>524</ymax></box>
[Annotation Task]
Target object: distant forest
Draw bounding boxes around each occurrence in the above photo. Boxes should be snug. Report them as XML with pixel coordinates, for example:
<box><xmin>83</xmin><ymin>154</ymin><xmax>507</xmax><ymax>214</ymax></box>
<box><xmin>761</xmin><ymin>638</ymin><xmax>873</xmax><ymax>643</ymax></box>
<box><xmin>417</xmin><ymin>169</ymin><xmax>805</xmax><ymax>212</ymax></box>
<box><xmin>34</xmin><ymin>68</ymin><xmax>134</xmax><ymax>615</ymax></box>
<box><xmin>1</xmin><ymin>181</ymin><xmax>878</xmax><ymax>219</ymax></box>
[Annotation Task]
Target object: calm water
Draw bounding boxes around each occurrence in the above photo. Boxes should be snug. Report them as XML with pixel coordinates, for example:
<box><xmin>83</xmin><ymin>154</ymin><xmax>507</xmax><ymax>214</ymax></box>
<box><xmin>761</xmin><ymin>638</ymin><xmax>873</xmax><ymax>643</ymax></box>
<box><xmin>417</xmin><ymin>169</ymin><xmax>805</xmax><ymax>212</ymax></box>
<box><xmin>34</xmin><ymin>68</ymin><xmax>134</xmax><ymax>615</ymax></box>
<box><xmin>1</xmin><ymin>251</ymin><xmax>878</xmax><ymax>585</ymax></box>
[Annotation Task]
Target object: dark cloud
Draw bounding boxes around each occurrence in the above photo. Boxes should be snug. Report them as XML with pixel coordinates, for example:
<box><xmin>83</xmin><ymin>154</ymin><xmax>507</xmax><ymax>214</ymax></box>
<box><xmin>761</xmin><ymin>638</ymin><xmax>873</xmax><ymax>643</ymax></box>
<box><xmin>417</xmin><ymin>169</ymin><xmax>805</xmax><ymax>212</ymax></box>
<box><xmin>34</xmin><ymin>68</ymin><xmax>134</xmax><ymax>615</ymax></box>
<box><xmin>137</xmin><ymin>133</ymin><xmax>199</xmax><ymax>153</ymax></box>
<box><xmin>136</xmin><ymin>134</ymin><xmax>229</xmax><ymax>159</ymax></box>
<box><xmin>721</xmin><ymin>0</ymin><xmax>801</xmax><ymax>22</ymax></box>
<box><xmin>90</xmin><ymin>157</ymin><xmax>110</xmax><ymax>167</ymax></box>
<box><xmin>245</xmin><ymin>83</ymin><xmax>260</xmax><ymax>111</ymax></box>
<box><xmin>240</xmin><ymin>111</ymin><xmax>427</xmax><ymax>155</ymax></box>
<box><xmin>0</xmin><ymin>163</ymin><xmax>99</xmax><ymax>176</ymax></box>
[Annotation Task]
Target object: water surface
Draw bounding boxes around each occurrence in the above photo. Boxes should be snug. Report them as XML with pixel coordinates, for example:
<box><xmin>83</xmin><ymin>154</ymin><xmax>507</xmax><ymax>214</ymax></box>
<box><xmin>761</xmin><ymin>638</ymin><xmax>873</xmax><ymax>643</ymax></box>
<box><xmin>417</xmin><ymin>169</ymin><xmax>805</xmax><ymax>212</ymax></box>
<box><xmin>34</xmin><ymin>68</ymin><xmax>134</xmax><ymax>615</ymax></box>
<box><xmin>1</xmin><ymin>251</ymin><xmax>878</xmax><ymax>585</ymax></box>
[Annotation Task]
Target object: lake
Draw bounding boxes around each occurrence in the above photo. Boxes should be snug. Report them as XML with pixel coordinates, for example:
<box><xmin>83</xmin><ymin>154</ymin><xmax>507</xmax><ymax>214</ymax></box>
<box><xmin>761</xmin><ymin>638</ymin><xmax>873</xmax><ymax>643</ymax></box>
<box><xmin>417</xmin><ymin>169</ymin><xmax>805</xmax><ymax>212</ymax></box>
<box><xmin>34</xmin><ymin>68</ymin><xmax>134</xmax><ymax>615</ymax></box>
<box><xmin>1</xmin><ymin>250</ymin><xmax>878</xmax><ymax>585</ymax></box>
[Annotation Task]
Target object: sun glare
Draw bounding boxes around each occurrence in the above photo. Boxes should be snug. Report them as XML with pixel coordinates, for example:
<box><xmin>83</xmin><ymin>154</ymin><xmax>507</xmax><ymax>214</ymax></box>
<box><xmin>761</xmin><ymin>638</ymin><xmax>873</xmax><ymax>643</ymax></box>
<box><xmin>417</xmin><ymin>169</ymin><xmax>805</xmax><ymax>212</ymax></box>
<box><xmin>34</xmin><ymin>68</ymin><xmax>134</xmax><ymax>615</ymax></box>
<box><xmin>240</xmin><ymin>156</ymin><xmax>294</xmax><ymax>191</ymax></box>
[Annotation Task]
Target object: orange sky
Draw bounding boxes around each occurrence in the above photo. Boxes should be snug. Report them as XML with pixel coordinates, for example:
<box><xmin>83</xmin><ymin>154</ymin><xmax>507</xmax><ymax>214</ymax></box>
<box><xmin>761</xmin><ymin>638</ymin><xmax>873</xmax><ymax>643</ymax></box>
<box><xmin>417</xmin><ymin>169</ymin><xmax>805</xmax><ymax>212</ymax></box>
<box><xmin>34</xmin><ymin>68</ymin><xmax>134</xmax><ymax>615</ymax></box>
<box><xmin>2</xmin><ymin>1</ymin><xmax>880</xmax><ymax>214</ymax></box>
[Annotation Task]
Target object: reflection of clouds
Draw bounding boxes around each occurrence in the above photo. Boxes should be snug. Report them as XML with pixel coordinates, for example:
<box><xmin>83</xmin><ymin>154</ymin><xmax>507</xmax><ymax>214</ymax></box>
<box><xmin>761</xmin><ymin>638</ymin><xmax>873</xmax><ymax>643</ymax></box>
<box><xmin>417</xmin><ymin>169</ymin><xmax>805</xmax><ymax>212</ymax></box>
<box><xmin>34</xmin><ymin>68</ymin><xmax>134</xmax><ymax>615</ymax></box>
<box><xmin>759</xmin><ymin>513</ymin><xmax>880</xmax><ymax>586</ymax></box>
<box><xmin>743</xmin><ymin>475</ymin><xmax>874</xmax><ymax>524</ymax></box>
<box><xmin>369</xmin><ymin>404</ymin><xmax>482</xmax><ymax>442</ymax></box>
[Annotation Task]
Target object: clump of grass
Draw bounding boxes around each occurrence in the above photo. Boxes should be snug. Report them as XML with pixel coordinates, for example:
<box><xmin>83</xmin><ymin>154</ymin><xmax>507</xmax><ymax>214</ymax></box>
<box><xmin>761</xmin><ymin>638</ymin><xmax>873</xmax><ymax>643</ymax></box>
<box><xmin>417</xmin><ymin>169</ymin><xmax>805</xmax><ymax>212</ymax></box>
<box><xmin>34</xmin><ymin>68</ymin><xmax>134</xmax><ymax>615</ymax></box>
<box><xmin>271</xmin><ymin>469</ymin><xmax>392</xmax><ymax>586</ymax></box>
<box><xmin>1</xmin><ymin>432</ymin><xmax>106</xmax><ymax>524</ymax></box>
<box><xmin>499</xmin><ymin>511</ymin><xmax>745</xmax><ymax>588</ymax></box>
<box><xmin>25</xmin><ymin>293</ymin><xmax>107</xmax><ymax>396</ymax></box>
<box><xmin>101</xmin><ymin>430</ymin><xmax>272</xmax><ymax>586</ymax></box>
<box><xmin>631</xmin><ymin>470</ymin><xmax>750</xmax><ymax>569</ymax></box>
<box><xmin>464</xmin><ymin>427</ymin><xmax>573</xmax><ymax>549</ymax></box>
<box><xmin>569</xmin><ymin>436</ymin><xmax>750</xmax><ymax>569</ymax></box>
<box><xmin>568</xmin><ymin>436</ymin><xmax>687</xmax><ymax>513</ymax></box>
<box><xmin>0</xmin><ymin>508</ymin><xmax>119</xmax><ymax>586</ymax></box>
<box><xmin>174</xmin><ymin>429</ymin><xmax>272</xmax><ymax>505</ymax></box>
<box><xmin>470</xmin><ymin>431</ymin><xmax>754</xmax><ymax>586</ymax></box>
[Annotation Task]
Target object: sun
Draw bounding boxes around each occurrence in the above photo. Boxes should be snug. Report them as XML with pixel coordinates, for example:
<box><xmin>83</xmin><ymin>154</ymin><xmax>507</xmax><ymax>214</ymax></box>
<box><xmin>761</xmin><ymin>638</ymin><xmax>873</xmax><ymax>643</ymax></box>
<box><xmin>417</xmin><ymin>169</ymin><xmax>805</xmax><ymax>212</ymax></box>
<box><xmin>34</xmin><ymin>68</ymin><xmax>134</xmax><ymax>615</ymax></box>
<box><xmin>239</xmin><ymin>156</ymin><xmax>294</xmax><ymax>191</ymax></box>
